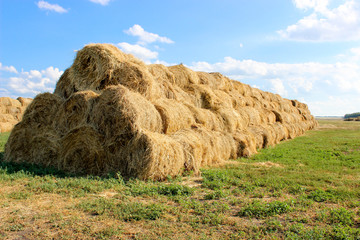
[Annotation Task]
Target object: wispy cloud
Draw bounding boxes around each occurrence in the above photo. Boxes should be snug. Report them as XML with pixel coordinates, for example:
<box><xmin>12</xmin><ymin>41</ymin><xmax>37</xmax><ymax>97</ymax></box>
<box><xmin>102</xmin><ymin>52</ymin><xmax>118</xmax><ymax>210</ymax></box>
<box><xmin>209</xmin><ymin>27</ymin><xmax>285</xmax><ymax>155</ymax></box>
<box><xmin>37</xmin><ymin>1</ymin><xmax>68</xmax><ymax>13</ymax></box>
<box><xmin>89</xmin><ymin>0</ymin><xmax>111</xmax><ymax>6</ymax></box>
<box><xmin>278</xmin><ymin>0</ymin><xmax>360</xmax><ymax>41</ymax></box>
<box><xmin>124</xmin><ymin>24</ymin><xmax>174</xmax><ymax>45</ymax></box>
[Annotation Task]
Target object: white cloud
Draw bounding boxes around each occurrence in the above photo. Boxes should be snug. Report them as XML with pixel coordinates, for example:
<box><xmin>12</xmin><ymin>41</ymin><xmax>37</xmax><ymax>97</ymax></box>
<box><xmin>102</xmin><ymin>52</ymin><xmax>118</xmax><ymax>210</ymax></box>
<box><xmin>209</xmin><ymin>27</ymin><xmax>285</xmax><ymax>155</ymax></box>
<box><xmin>117</xmin><ymin>42</ymin><xmax>158</xmax><ymax>63</ymax></box>
<box><xmin>191</xmin><ymin>57</ymin><xmax>360</xmax><ymax>94</ymax></box>
<box><xmin>270</xmin><ymin>78</ymin><xmax>288</xmax><ymax>97</ymax></box>
<box><xmin>279</xmin><ymin>0</ymin><xmax>360</xmax><ymax>41</ymax></box>
<box><xmin>37</xmin><ymin>1</ymin><xmax>68</xmax><ymax>13</ymax></box>
<box><xmin>307</xmin><ymin>95</ymin><xmax>360</xmax><ymax>116</ymax></box>
<box><xmin>350</xmin><ymin>47</ymin><xmax>360</xmax><ymax>56</ymax></box>
<box><xmin>124</xmin><ymin>24</ymin><xmax>174</xmax><ymax>45</ymax></box>
<box><xmin>0</xmin><ymin>63</ymin><xmax>18</xmax><ymax>74</ymax></box>
<box><xmin>89</xmin><ymin>0</ymin><xmax>111</xmax><ymax>6</ymax></box>
<box><xmin>293</xmin><ymin>0</ymin><xmax>329</xmax><ymax>12</ymax></box>
<box><xmin>41</xmin><ymin>66</ymin><xmax>63</xmax><ymax>80</ymax></box>
<box><xmin>1</xmin><ymin>66</ymin><xmax>63</xmax><ymax>97</ymax></box>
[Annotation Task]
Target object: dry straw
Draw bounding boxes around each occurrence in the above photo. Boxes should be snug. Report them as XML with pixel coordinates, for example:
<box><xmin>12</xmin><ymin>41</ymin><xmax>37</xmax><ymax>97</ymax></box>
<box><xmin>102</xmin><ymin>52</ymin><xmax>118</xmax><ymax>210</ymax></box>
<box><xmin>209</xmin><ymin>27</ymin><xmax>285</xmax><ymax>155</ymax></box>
<box><xmin>4</xmin><ymin>43</ymin><xmax>318</xmax><ymax>180</ymax></box>
<box><xmin>0</xmin><ymin>97</ymin><xmax>32</xmax><ymax>133</ymax></box>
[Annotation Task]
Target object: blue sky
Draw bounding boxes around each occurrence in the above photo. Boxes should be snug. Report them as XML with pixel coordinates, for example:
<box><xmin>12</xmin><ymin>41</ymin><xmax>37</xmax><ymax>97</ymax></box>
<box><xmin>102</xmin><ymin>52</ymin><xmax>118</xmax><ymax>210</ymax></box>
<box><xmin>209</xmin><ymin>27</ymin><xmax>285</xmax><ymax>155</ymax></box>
<box><xmin>1</xmin><ymin>0</ymin><xmax>360</xmax><ymax>116</ymax></box>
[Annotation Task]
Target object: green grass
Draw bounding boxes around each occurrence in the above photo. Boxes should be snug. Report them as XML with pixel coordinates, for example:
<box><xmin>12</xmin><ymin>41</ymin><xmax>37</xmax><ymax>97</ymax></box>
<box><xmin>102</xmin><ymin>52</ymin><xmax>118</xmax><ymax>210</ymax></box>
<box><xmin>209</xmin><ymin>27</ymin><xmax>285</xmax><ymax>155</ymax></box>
<box><xmin>77</xmin><ymin>198</ymin><xmax>165</xmax><ymax>221</ymax></box>
<box><xmin>0</xmin><ymin>120</ymin><xmax>359</xmax><ymax>239</ymax></box>
<box><xmin>238</xmin><ymin>199</ymin><xmax>293</xmax><ymax>218</ymax></box>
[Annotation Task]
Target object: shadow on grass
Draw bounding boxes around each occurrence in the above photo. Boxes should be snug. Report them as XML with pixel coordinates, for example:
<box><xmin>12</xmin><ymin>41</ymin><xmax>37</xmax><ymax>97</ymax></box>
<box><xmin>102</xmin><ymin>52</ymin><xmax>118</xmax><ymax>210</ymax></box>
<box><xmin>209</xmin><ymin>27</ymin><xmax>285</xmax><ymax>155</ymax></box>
<box><xmin>0</xmin><ymin>151</ymin><xmax>120</xmax><ymax>180</ymax></box>
<box><xmin>0</xmin><ymin>152</ymin><xmax>69</xmax><ymax>178</ymax></box>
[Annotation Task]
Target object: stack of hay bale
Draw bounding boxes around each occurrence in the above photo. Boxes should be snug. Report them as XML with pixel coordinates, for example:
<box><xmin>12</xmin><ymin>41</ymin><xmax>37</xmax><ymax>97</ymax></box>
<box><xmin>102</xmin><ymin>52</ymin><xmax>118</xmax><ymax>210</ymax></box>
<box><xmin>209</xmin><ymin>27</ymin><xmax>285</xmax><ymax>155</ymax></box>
<box><xmin>4</xmin><ymin>44</ymin><xmax>318</xmax><ymax>179</ymax></box>
<box><xmin>0</xmin><ymin>97</ymin><xmax>32</xmax><ymax>133</ymax></box>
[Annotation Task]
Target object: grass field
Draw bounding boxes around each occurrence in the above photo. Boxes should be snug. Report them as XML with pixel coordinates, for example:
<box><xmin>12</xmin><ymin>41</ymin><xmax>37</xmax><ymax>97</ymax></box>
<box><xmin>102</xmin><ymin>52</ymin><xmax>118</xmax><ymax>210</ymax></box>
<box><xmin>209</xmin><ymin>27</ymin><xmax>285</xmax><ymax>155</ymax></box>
<box><xmin>0</xmin><ymin>120</ymin><xmax>359</xmax><ymax>239</ymax></box>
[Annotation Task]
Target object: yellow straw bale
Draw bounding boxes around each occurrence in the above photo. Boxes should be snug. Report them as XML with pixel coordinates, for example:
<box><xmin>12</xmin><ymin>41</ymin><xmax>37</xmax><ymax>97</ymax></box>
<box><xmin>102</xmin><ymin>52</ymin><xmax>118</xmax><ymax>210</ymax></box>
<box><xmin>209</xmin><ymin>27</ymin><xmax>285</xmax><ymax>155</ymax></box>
<box><xmin>168</xmin><ymin>64</ymin><xmax>200</xmax><ymax>88</ymax></box>
<box><xmin>30</xmin><ymin>128</ymin><xmax>60</xmax><ymax>167</ymax></box>
<box><xmin>67</xmin><ymin>43</ymin><xmax>158</xmax><ymax>99</ymax></box>
<box><xmin>3</xmin><ymin>43</ymin><xmax>318</xmax><ymax>180</ymax></box>
<box><xmin>22</xmin><ymin>93</ymin><xmax>63</xmax><ymax>127</ymax></box>
<box><xmin>0</xmin><ymin>122</ymin><xmax>16</xmax><ymax>133</ymax></box>
<box><xmin>121</xmin><ymin>130</ymin><xmax>186</xmax><ymax>180</ymax></box>
<box><xmin>171</xmin><ymin>129</ymin><xmax>204</xmax><ymax>175</ymax></box>
<box><xmin>243</xmin><ymin>106</ymin><xmax>262</xmax><ymax>126</ymax></box>
<box><xmin>232</xmin><ymin>130</ymin><xmax>257</xmax><ymax>157</ymax></box>
<box><xmin>154</xmin><ymin>98</ymin><xmax>195</xmax><ymax>134</ymax></box>
<box><xmin>59</xmin><ymin>125</ymin><xmax>106</xmax><ymax>175</ymax></box>
<box><xmin>215</xmin><ymin>107</ymin><xmax>247</xmax><ymax>133</ymax></box>
<box><xmin>55</xmin><ymin>91</ymin><xmax>99</xmax><ymax>134</ymax></box>
<box><xmin>183</xmin><ymin>103</ymin><xmax>224</xmax><ymax>131</ymax></box>
<box><xmin>17</xmin><ymin>97</ymin><xmax>32</xmax><ymax>107</ymax></box>
<box><xmin>54</xmin><ymin>68</ymin><xmax>76</xmax><ymax>99</ymax></box>
<box><xmin>91</xmin><ymin>85</ymin><xmax>162</xmax><ymax>139</ymax></box>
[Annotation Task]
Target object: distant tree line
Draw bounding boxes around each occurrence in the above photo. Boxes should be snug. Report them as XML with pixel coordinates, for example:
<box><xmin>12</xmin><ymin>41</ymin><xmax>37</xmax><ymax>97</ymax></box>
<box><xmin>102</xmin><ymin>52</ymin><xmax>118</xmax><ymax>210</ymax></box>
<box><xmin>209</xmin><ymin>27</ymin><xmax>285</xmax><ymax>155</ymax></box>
<box><xmin>344</xmin><ymin>112</ymin><xmax>360</xmax><ymax>119</ymax></box>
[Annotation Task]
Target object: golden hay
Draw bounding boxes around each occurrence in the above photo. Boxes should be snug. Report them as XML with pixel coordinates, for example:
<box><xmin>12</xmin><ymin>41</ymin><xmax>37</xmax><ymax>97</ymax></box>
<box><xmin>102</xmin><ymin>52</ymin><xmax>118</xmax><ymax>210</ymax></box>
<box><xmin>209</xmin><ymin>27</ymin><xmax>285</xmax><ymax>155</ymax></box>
<box><xmin>17</xmin><ymin>97</ymin><xmax>33</xmax><ymax>107</ymax></box>
<box><xmin>0</xmin><ymin>97</ymin><xmax>32</xmax><ymax>133</ymax></box>
<box><xmin>68</xmin><ymin>44</ymin><xmax>159</xmax><ymax>99</ymax></box>
<box><xmin>59</xmin><ymin>125</ymin><xmax>106</xmax><ymax>175</ymax></box>
<box><xmin>0</xmin><ymin>122</ymin><xmax>16</xmax><ymax>133</ymax></box>
<box><xmin>22</xmin><ymin>93</ymin><xmax>62</xmax><ymax>127</ymax></box>
<box><xmin>4</xmin><ymin>43</ymin><xmax>318</xmax><ymax>180</ymax></box>
<box><xmin>153</xmin><ymin>98</ymin><xmax>195</xmax><ymax>134</ymax></box>
<box><xmin>121</xmin><ymin>130</ymin><xmax>186</xmax><ymax>180</ymax></box>
<box><xmin>55</xmin><ymin>90</ymin><xmax>99</xmax><ymax>134</ymax></box>
<box><xmin>168</xmin><ymin>64</ymin><xmax>200</xmax><ymax>88</ymax></box>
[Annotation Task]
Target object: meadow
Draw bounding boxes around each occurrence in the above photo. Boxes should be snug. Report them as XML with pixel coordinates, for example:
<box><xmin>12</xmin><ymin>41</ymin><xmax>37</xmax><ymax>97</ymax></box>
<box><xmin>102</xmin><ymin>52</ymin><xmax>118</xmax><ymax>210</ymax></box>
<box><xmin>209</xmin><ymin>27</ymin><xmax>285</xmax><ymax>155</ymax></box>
<box><xmin>0</xmin><ymin>119</ymin><xmax>359</xmax><ymax>239</ymax></box>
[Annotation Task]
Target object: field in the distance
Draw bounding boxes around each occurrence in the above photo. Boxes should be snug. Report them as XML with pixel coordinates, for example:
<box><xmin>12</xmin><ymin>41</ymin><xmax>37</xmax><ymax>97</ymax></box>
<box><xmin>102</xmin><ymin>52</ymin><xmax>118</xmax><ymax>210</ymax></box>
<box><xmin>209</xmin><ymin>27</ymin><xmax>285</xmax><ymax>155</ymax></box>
<box><xmin>0</xmin><ymin>120</ymin><xmax>359</xmax><ymax>239</ymax></box>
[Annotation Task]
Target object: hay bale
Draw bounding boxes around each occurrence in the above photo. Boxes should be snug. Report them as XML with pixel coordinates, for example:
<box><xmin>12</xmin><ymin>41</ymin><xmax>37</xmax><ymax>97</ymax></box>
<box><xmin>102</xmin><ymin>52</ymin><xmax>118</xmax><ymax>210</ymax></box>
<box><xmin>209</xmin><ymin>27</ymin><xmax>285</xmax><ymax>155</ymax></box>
<box><xmin>0</xmin><ymin>97</ymin><xmax>32</xmax><ymax>133</ymax></box>
<box><xmin>153</xmin><ymin>98</ymin><xmax>195</xmax><ymax>134</ymax></box>
<box><xmin>121</xmin><ymin>130</ymin><xmax>186</xmax><ymax>180</ymax></box>
<box><xmin>171</xmin><ymin>129</ymin><xmax>204</xmax><ymax>175</ymax></box>
<box><xmin>243</xmin><ymin>107</ymin><xmax>262</xmax><ymax>126</ymax></box>
<box><xmin>0</xmin><ymin>97</ymin><xmax>22</xmax><ymax>108</ymax></box>
<box><xmin>0</xmin><ymin>122</ymin><xmax>16</xmax><ymax>133</ymax></box>
<box><xmin>183</xmin><ymin>103</ymin><xmax>224</xmax><ymax>131</ymax></box>
<box><xmin>168</xmin><ymin>64</ymin><xmax>200</xmax><ymax>88</ymax></box>
<box><xmin>65</xmin><ymin>43</ymin><xmax>159</xmax><ymax>99</ymax></box>
<box><xmin>54</xmin><ymin>68</ymin><xmax>76</xmax><ymax>99</ymax></box>
<box><xmin>59</xmin><ymin>125</ymin><xmax>106</xmax><ymax>175</ymax></box>
<box><xmin>185</xmin><ymin>84</ymin><xmax>232</xmax><ymax>110</ymax></box>
<box><xmin>54</xmin><ymin>91</ymin><xmax>99</xmax><ymax>134</ymax></box>
<box><xmin>4</xmin><ymin>122</ymin><xmax>32</xmax><ymax>162</ymax></box>
<box><xmin>29</xmin><ymin>127</ymin><xmax>60</xmax><ymax>167</ymax></box>
<box><xmin>215</xmin><ymin>107</ymin><xmax>247</xmax><ymax>133</ymax></box>
<box><xmin>91</xmin><ymin>85</ymin><xmax>162</xmax><ymax>139</ymax></box>
<box><xmin>0</xmin><ymin>114</ymin><xmax>17</xmax><ymax>123</ymax></box>
<box><xmin>248</xmin><ymin>125</ymin><xmax>273</xmax><ymax>149</ymax></box>
<box><xmin>272</xmin><ymin>122</ymin><xmax>287</xmax><ymax>142</ymax></box>
<box><xmin>197</xmin><ymin>72</ymin><xmax>232</xmax><ymax>91</ymax></box>
<box><xmin>227</xmin><ymin>90</ymin><xmax>246</xmax><ymax>109</ymax></box>
<box><xmin>4</xmin><ymin>43</ymin><xmax>318</xmax><ymax>180</ymax></box>
<box><xmin>232</xmin><ymin>130</ymin><xmax>257</xmax><ymax>157</ymax></box>
<box><xmin>22</xmin><ymin>93</ymin><xmax>63</xmax><ymax>128</ymax></box>
<box><xmin>17</xmin><ymin>97</ymin><xmax>32</xmax><ymax>107</ymax></box>
<box><xmin>148</xmin><ymin>64</ymin><xmax>175</xmax><ymax>83</ymax></box>
<box><xmin>191</xmin><ymin>127</ymin><xmax>237</xmax><ymax>167</ymax></box>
